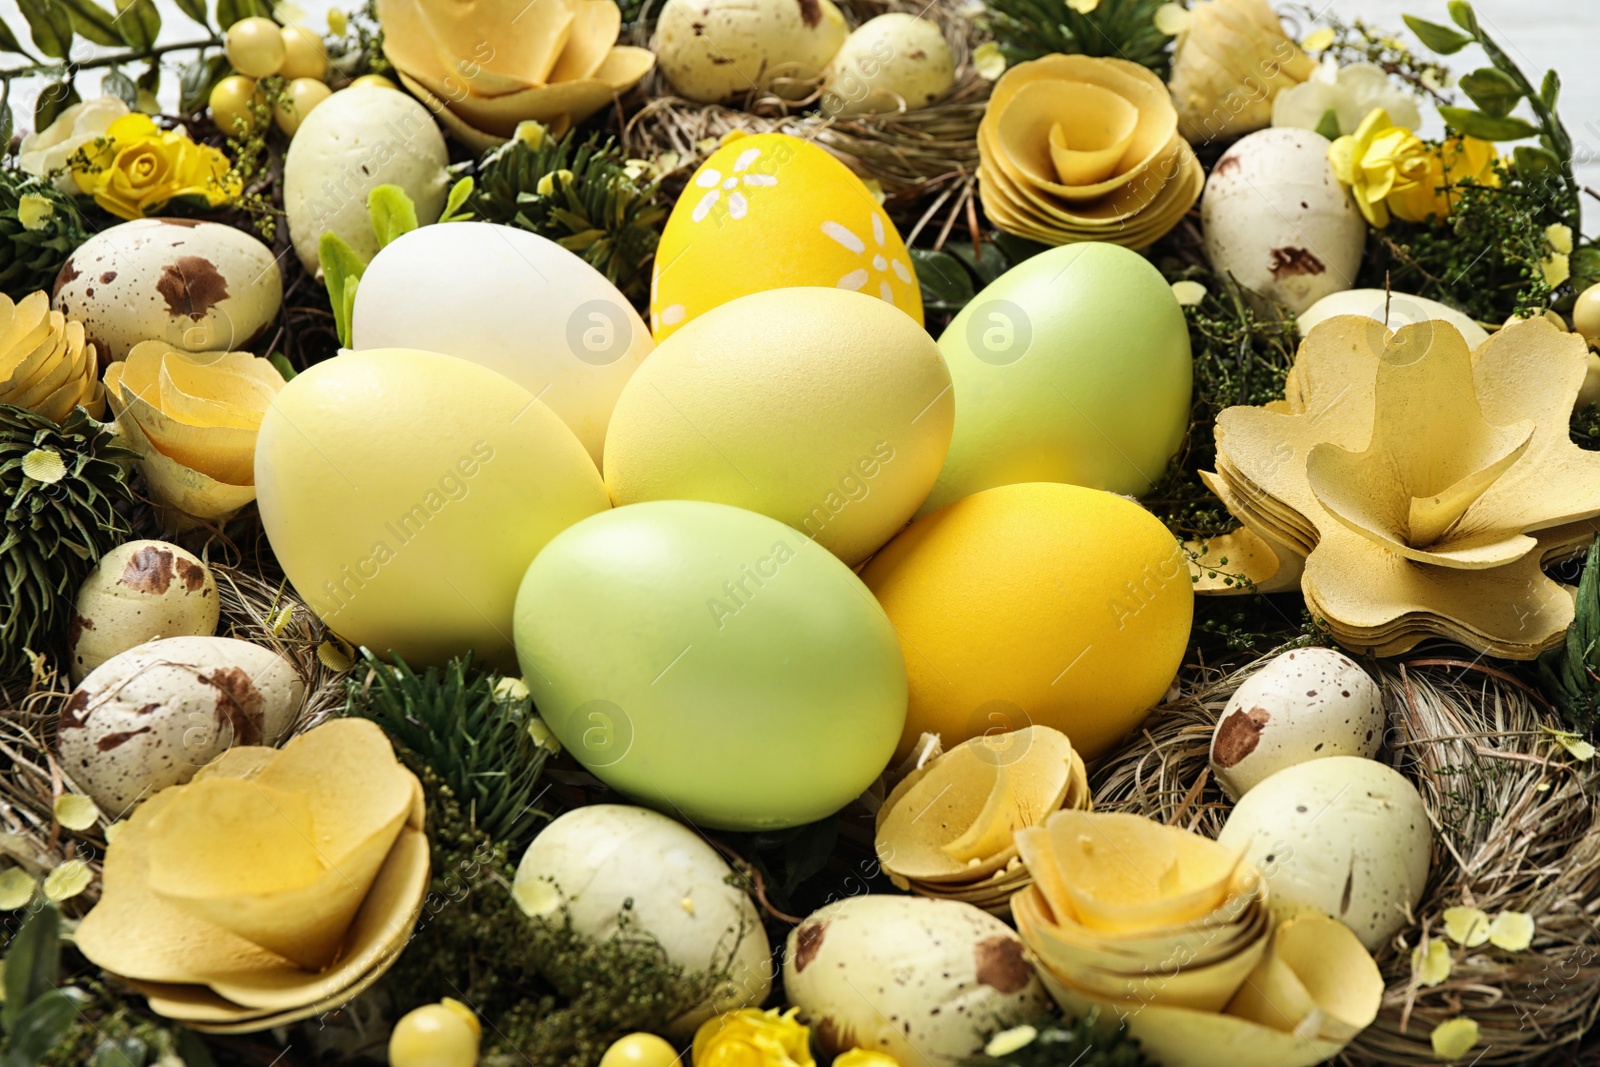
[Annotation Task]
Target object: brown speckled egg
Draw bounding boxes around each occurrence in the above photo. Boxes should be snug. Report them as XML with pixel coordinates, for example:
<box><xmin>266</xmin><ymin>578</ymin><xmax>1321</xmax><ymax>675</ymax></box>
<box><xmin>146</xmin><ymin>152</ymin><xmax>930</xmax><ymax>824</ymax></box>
<box><xmin>783</xmin><ymin>895</ymin><xmax>1048</xmax><ymax>1067</ymax></box>
<box><xmin>51</xmin><ymin>218</ymin><xmax>282</xmax><ymax>363</ymax></box>
<box><xmin>70</xmin><ymin>540</ymin><xmax>219</xmax><ymax>683</ymax></box>
<box><xmin>57</xmin><ymin>636</ymin><xmax>305</xmax><ymax>815</ymax></box>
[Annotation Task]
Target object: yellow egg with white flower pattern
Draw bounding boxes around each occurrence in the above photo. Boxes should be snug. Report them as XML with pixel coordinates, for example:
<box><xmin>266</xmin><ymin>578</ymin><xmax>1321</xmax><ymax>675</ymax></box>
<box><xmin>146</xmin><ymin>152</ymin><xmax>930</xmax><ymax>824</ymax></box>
<box><xmin>650</xmin><ymin>132</ymin><xmax>923</xmax><ymax>340</ymax></box>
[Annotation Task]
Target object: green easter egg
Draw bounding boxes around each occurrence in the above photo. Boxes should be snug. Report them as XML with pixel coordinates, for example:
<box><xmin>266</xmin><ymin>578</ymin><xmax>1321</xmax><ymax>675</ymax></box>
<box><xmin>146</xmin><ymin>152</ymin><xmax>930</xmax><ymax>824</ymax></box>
<box><xmin>513</xmin><ymin>500</ymin><xmax>907</xmax><ymax>830</ymax></box>
<box><xmin>921</xmin><ymin>242</ymin><xmax>1192</xmax><ymax>514</ymax></box>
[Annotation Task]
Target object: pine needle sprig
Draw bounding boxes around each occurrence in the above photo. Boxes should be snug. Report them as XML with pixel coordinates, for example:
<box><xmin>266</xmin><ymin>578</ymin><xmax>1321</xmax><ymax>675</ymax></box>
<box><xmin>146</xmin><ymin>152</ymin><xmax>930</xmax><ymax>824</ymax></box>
<box><xmin>344</xmin><ymin>652</ymin><xmax>549</xmax><ymax>849</ymax></box>
<box><xmin>980</xmin><ymin>0</ymin><xmax>1173</xmax><ymax>77</ymax></box>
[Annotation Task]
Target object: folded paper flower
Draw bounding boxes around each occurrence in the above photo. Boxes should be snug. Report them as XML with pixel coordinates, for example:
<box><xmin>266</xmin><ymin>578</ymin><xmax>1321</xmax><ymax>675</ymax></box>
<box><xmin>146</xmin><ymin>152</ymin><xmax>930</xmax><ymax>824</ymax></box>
<box><xmin>378</xmin><ymin>0</ymin><xmax>655</xmax><ymax>152</ymax></box>
<box><xmin>102</xmin><ymin>340</ymin><xmax>284</xmax><ymax>527</ymax></box>
<box><xmin>1199</xmin><ymin>315</ymin><xmax>1600</xmax><ymax>658</ymax></box>
<box><xmin>0</xmin><ymin>290</ymin><xmax>102</xmax><ymax>422</ymax></box>
<box><xmin>74</xmin><ymin>719</ymin><xmax>429</xmax><ymax>1033</ymax></box>
<box><xmin>977</xmin><ymin>55</ymin><xmax>1203</xmax><ymax>249</ymax></box>
<box><xmin>1168</xmin><ymin>0</ymin><xmax>1317</xmax><ymax>143</ymax></box>
<box><xmin>874</xmin><ymin>726</ymin><xmax>1090</xmax><ymax>914</ymax></box>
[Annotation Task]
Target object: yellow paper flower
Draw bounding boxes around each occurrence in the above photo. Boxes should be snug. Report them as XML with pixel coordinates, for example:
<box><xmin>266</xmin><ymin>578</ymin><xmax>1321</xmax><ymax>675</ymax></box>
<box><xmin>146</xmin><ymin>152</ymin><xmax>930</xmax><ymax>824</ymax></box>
<box><xmin>1169</xmin><ymin>0</ymin><xmax>1317</xmax><ymax>141</ymax></box>
<box><xmin>1328</xmin><ymin>108</ymin><xmax>1433</xmax><ymax>227</ymax></box>
<box><xmin>72</xmin><ymin>114</ymin><xmax>239</xmax><ymax>221</ymax></box>
<box><xmin>692</xmin><ymin>1008</ymin><xmax>815</xmax><ymax>1067</ymax></box>
<box><xmin>0</xmin><ymin>290</ymin><xmax>103</xmax><ymax>422</ymax></box>
<box><xmin>1385</xmin><ymin>135</ymin><xmax>1499</xmax><ymax>223</ymax></box>
<box><xmin>103</xmin><ymin>341</ymin><xmax>285</xmax><ymax>527</ymax></box>
<box><xmin>834</xmin><ymin>1052</ymin><xmax>900</xmax><ymax>1067</ymax></box>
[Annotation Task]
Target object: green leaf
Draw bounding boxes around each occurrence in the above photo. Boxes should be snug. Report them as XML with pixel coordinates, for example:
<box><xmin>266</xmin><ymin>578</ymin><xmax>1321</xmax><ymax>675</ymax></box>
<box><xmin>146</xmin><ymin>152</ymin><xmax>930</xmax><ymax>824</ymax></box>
<box><xmin>0</xmin><ymin>17</ymin><xmax>28</xmax><ymax>54</ymax></box>
<box><xmin>1512</xmin><ymin>144</ymin><xmax>1562</xmax><ymax>177</ymax></box>
<box><xmin>56</xmin><ymin>0</ymin><xmax>119</xmax><ymax>45</ymax></box>
<box><xmin>2</xmin><ymin>904</ymin><xmax>61</xmax><ymax>1032</ymax></box>
<box><xmin>1447</xmin><ymin>0</ymin><xmax>1479</xmax><ymax>34</ymax></box>
<box><xmin>90</xmin><ymin>1037</ymin><xmax>149</xmax><ymax>1067</ymax></box>
<box><xmin>1403</xmin><ymin>14</ymin><xmax>1473</xmax><ymax>55</ymax></box>
<box><xmin>909</xmin><ymin>249</ymin><xmax>975</xmax><ymax>311</ymax></box>
<box><xmin>172</xmin><ymin>0</ymin><xmax>208</xmax><ymax>28</ymax></box>
<box><xmin>32</xmin><ymin>80</ymin><xmax>78</xmax><ymax>132</ymax></box>
<box><xmin>173</xmin><ymin>1030</ymin><xmax>217</xmax><ymax>1067</ymax></box>
<box><xmin>944</xmin><ymin>241</ymin><xmax>1009</xmax><ymax>287</ymax></box>
<box><xmin>136</xmin><ymin>59</ymin><xmax>159</xmax><ymax>93</ymax></box>
<box><xmin>101</xmin><ymin>68</ymin><xmax>137</xmax><ymax>109</ymax></box>
<box><xmin>112</xmin><ymin>0</ymin><xmax>159</xmax><ymax>51</ymax></box>
<box><xmin>1542</xmin><ymin>69</ymin><xmax>1560</xmax><ymax>110</ymax></box>
<box><xmin>177</xmin><ymin>52</ymin><xmax>228</xmax><ymax>113</ymax></box>
<box><xmin>318</xmin><ymin>231</ymin><xmax>367</xmax><ymax>347</ymax></box>
<box><xmin>1438</xmin><ymin>106</ymin><xmax>1539</xmax><ymax>141</ymax></box>
<box><xmin>213</xmin><ymin>0</ymin><xmax>257</xmax><ymax>29</ymax></box>
<box><xmin>267</xmin><ymin>352</ymin><xmax>295</xmax><ymax>380</ymax></box>
<box><xmin>18</xmin><ymin>0</ymin><xmax>74</xmax><ymax>60</ymax></box>
<box><xmin>7</xmin><ymin>989</ymin><xmax>83</xmax><ymax>1063</ymax></box>
<box><xmin>1458</xmin><ymin>67</ymin><xmax>1521</xmax><ymax>118</ymax></box>
<box><xmin>0</xmin><ymin>103</ymin><xmax>14</xmax><ymax>150</ymax></box>
<box><xmin>440</xmin><ymin>176</ymin><xmax>475</xmax><ymax>223</ymax></box>
<box><xmin>1571</xmin><ymin>245</ymin><xmax>1600</xmax><ymax>294</ymax></box>
<box><xmin>368</xmin><ymin>184</ymin><xmax>419</xmax><ymax>248</ymax></box>
<box><xmin>1314</xmin><ymin>107</ymin><xmax>1342</xmax><ymax>141</ymax></box>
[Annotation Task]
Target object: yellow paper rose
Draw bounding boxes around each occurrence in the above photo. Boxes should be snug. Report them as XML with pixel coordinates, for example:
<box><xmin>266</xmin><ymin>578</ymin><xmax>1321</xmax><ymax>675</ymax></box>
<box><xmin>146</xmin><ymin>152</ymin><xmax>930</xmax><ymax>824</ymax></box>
<box><xmin>72</xmin><ymin>114</ymin><xmax>239</xmax><ymax>221</ymax></box>
<box><xmin>692</xmin><ymin>1008</ymin><xmax>815</xmax><ymax>1067</ymax></box>
<box><xmin>1386</xmin><ymin>135</ymin><xmax>1499</xmax><ymax>223</ymax></box>
<box><xmin>1328</xmin><ymin>107</ymin><xmax>1433</xmax><ymax>227</ymax></box>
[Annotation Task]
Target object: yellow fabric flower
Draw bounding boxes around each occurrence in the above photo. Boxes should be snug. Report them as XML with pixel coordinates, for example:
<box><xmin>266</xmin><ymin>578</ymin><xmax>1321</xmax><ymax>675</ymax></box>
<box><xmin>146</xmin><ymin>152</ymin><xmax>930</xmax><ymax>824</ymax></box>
<box><xmin>1386</xmin><ymin>135</ymin><xmax>1499</xmax><ymax>223</ymax></box>
<box><xmin>834</xmin><ymin>1052</ymin><xmax>900</xmax><ymax>1067</ymax></box>
<box><xmin>72</xmin><ymin>114</ymin><xmax>239</xmax><ymax>221</ymax></box>
<box><xmin>1328</xmin><ymin>107</ymin><xmax>1433</xmax><ymax>227</ymax></box>
<box><xmin>692</xmin><ymin>1008</ymin><xmax>814</xmax><ymax>1067</ymax></box>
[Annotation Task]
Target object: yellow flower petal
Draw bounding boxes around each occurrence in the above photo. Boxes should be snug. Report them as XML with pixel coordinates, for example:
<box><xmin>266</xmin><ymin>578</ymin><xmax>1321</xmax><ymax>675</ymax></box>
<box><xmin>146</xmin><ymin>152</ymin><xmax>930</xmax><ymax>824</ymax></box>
<box><xmin>1411</xmin><ymin>938</ymin><xmax>1452</xmax><ymax>986</ymax></box>
<box><xmin>327</xmin><ymin>7</ymin><xmax>347</xmax><ymax>34</ymax></box>
<box><xmin>972</xmin><ymin>41</ymin><xmax>1006</xmax><ymax>81</ymax></box>
<box><xmin>1443</xmin><ymin>906</ymin><xmax>1491</xmax><ymax>947</ymax></box>
<box><xmin>44</xmin><ymin>858</ymin><xmax>92</xmax><ymax>902</ymax></box>
<box><xmin>1154</xmin><ymin>2</ymin><xmax>1188</xmax><ymax>35</ymax></box>
<box><xmin>1171</xmin><ymin>280</ymin><xmax>1207</xmax><ymax>306</ymax></box>
<box><xmin>54</xmin><ymin>794</ymin><xmax>100</xmax><ymax>831</ymax></box>
<box><xmin>17</xmin><ymin>193</ymin><xmax>55</xmax><ymax>231</ymax></box>
<box><xmin>1431</xmin><ymin>1017</ymin><xmax>1480</xmax><ymax>1060</ymax></box>
<box><xmin>1546</xmin><ymin>223</ymin><xmax>1574</xmax><ymax>255</ymax></box>
<box><xmin>1488</xmin><ymin>910</ymin><xmax>1534</xmax><ymax>951</ymax></box>
<box><xmin>317</xmin><ymin>639</ymin><xmax>355</xmax><ymax>672</ymax></box>
<box><xmin>1543</xmin><ymin>253</ymin><xmax>1571</xmax><ymax>289</ymax></box>
<box><xmin>985</xmin><ymin>1025</ymin><xmax>1039</xmax><ymax>1056</ymax></box>
<box><xmin>1541</xmin><ymin>726</ymin><xmax>1595</xmax><ymax>761</ymax></box>
<box><xmin>0</xmin><ymin>868</ymin><xmax>35</xmax><ymax>910</ymax></box>
<box><xmin>21</xmin><ymin>449</ymin><xmax>66</xmax><ymax>484</ymax></box>
<box><xmin>1301</xmin><ymin>27</ymin><xmax>1336</xmax><ymax>53</ymax></box>
<box><xmin>1066</xmin><ymin>0</ymin><xmax>1099</xmax><ymax>11</ymax></box>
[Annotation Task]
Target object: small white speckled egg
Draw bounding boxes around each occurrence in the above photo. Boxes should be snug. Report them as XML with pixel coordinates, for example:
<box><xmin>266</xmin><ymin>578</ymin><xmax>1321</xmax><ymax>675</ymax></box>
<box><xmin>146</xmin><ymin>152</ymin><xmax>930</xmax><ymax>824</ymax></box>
<box><xmin>1218</xmin><ymin>756</ymin><xmax>1431</xmax><ymax>952</ymax></box>
<box><xmin>1209</xmin><ymin>647</ymin><xmax>1385</xmax><ymax>801</ymax></box>
<box><xmin>57</xmin><ymin>636</ymin><xmax>305</xmax><ymax>815</ymax></box>
<box><xmin>69</xmin><ymin>540</ymin><xmax>219</xmax><ymax>683</ymax></box>
<box><xmin>783</xmin><ymin>895</ymin><xmax>1048</xmax><ymax>1067</ymax></box>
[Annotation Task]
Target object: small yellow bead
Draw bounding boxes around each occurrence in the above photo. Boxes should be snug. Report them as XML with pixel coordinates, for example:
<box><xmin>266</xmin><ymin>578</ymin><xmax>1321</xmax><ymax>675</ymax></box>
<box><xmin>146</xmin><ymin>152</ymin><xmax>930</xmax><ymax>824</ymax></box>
<box><xmin>388</xmin><ymin>1000</ymin><xmax>481</xmax><ymax>1067</ymax></box>
<box><xmin>599</xmin><ymin>1032</ymin><xmax>682</xmax><ymax>1067</ymax></box>
<box><xmin>1573</xmin><ymin>283</ymin><xmax>1600</xmax><ymax>342</ymax></box>
<box><xmin>225</xmin><ymin>17</ymin><xmax>286</xmax><ymax>79</ymax></box>
<box><xmin>209</xmin><ymin>75</ymin><xmax>264</xmax><ymax>136</ymax></box>
<box><xmin>274</xmin><ymin>77</ymin><xmax>333</xmax><ymax>136</ymax></box>
<box><xmin>278</xmin><ymin>25</ymin><xmax>329</xmax><ymax>81</ymax></box>
<box><xmin>350</xmin><ymin>73</ymin><xmax>398</xmax><ymax>90</ymax></box>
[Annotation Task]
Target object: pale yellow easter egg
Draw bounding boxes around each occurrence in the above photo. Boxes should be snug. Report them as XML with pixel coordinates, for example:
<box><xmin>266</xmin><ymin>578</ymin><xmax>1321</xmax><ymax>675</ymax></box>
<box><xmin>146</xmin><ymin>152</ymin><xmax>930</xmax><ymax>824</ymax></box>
<box><xmin>650</xmin><ymin>132</ymin><xmax>923</xmax><ymax>340</ymax></box>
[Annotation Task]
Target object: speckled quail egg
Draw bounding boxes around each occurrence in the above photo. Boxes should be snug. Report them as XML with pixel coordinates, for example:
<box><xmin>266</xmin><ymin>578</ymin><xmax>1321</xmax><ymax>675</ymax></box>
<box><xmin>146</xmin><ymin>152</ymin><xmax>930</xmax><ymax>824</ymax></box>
<box><xmin>57</xmin><ymin>636</ymin><xmax>305</xmax><ymax>815</ymax></box>
<box><xmin>821</xmin><ymin>14</ymin><xmax>955</xmax><ymax>117</ymax></box>
<box><xmin>783</xmin><ymin>894</ymin><xmax>1048</xmax><ymax>1067</ymax></box>
<box><xmin>1209</xmin><ymin>647</ymin><xmax>1385</xmax><ymax>801</ymax></box>
<box><xmin>69</xmin><ymin>541</ymin><xmax>219</xmax><ymax>683</ymax></box>
<box><xmin>1218</xmin><ymin>756</ymin><xmax>1431</xmax><ymax>952</ymax></box>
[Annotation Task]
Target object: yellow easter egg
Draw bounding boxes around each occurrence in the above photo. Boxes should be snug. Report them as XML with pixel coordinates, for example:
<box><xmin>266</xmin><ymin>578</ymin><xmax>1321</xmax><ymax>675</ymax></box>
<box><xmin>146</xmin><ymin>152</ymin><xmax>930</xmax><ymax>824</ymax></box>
<box><xmin>861</xmin><ymin>481</ymin><xmax>1192</xmax><ymax>761</ymax></box>
<box><xmin>650</xmin><ymin>132</ymin><xmax>923</xmax><ymax>340</ymax></box>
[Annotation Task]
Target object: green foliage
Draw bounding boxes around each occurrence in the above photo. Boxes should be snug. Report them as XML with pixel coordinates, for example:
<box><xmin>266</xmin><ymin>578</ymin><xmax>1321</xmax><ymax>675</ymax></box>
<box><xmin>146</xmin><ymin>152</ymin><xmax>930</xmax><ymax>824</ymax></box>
<box><xmin>1</xmin><ymin>404</ymin><xmax>135</xmax><ymax>680</ymax></box>
<box><xmin>369</xmin><ymin>183</ymin><xmax>420</xmax><ymax>249</ymax></box>
<box><xmin>0</xmin><ymin>904</ymin><xmax>90</xmax><ymax>1067</ymax></box>
<box><xmin>1288</xmin><ymin>8</ymin><xmax>1449</xmax><ymax>105</ymax></box>
<box><xmin>0</xmin><ymin>173</ymin><xmax>86</xmax><ymax>301</ymax></box>
<box><xmin>980</xmin><ymin>0</ymin><xmax>1172</xmax><ymax>77</ymax></box>
<box><xmin>470</xmin><ymin>125</ymin><xmax>667</xmax><ymax>307</ymax></box>
<box><xmin>344</xmin><ymin>652</ymin><xmax>550</xmax><ymax>850</ymax></box>
<box><xmin>963</xmin><ymin>1013</ymin><xmax>1157</xmax><ymax>1067</ymax></box>
<box><xmin>912</xmin><ymin>233</ymin><xmax>1049</xmax><ymax>317</ymax></box>
<box><xmin>1538</xmin><ymin>537</ymin><xmax>1600</xmax><ymax>732</ymax></box>
<box><xmin>1366</xmin><ymin>161</ymin><xmax>1560</xmax><ymax>323</ymax></box>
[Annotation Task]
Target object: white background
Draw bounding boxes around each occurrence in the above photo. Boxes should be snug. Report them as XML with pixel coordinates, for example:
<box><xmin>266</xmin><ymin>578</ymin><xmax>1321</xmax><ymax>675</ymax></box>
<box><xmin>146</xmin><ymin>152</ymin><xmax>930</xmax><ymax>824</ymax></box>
<box><xmin>0</xmin><ymin>0</ymin><xmax>1597</xmax><ymax>229</ymax></box>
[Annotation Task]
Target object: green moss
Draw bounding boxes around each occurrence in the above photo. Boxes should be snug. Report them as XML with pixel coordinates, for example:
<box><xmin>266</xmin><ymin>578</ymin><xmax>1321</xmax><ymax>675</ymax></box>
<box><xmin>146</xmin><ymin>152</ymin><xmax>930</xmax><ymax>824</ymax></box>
<box><xmin>963</xmin><ymin>1013</ymin><xmax>1157</xmax><ymax>1067</ymax></box>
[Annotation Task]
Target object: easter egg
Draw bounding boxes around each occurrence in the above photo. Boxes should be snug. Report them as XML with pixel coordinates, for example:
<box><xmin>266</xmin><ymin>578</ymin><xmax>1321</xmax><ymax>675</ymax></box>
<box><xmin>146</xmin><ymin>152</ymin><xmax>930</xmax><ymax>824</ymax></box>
<box><xmin>605</xmin><ymin>287</ymin><xmax>953</xmax><ymax>565</ymax></box>
<box><xmin>861</xmin><ymin>482</ymin><xmax>1191</xmax><ymax>760</ymax></box>
<box><xmin>256</xmin><ymin>348</ymin><xmax>609</xmax><ymax>668</ymax></box>
<box><xmin>650</xmin><ymin>132</ymin><xmax>922</xmax><ymax>340</ymax></box>
<box><xmin>920</xmin><ymin>243</ymin><xmax>1191</xmax><ymax>514</ymax></box>
<box><xmin>351</xmin><ymin>223</ymin><xmax>652</xmax><ymax>466</ymax></box>
<box><xmin>513</xmin><ymin>500</ymin><xmax>907</xmax><ymax>829</ymax></box>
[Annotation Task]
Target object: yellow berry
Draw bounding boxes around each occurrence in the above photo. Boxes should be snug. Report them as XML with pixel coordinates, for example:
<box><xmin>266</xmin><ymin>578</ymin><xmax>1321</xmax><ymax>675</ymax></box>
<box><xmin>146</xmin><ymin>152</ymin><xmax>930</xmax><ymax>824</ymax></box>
<box><xmin>226</xmin><ymin>16</ymin><xmax>286</xmax><ymax>78</ymax></box>
<box><xmin>350</xmin><ymin>73</ymin><xmax>398</xmax><ymax>90</ymax></box>
<box><xmin>274</xmin><ymin>76</ymin><xmax>334</xmax><ymax>136</ymax></box>
<box><xmin>1575</xmin><ymin>283</ymin><xmax>1600</xmax><ymax>342</ymax></box>
<box><xmin>599</xmin><ymin>1033</ymin><xmax>682</xmax><ymax>1067</ymax></box>
<box><xmin>210</xmin><ymin>75</ymin><xmax>265</xmax><ymax>136</ymax></box>
<box><xmin>278</xmin><ymin>25</ymin><xmax>329</xmax><ymax>81</ymax></box>
<box><xmin>389</xmin><ymin>999</ymin><xmax>481</xmax><ymax>1067</ymax></box>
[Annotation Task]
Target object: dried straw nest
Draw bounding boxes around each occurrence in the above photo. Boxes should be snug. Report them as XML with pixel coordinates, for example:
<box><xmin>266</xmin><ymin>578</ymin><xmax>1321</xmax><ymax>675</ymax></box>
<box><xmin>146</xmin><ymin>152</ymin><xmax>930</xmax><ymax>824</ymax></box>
<box><xmin>620</xmin><ymin>0</ymin><xmax>990</xmax><ymax>199</ymax></box>
<box><xmin>0</xmin><ymin>556</ymin><xmax>348</xmax><ymax>909</ymax></box>
<box><xmin>1091</xmin><ymin>652</ymin><xmax>1600</xmax><ymax>1066</ymax></box>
